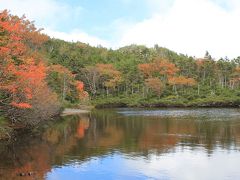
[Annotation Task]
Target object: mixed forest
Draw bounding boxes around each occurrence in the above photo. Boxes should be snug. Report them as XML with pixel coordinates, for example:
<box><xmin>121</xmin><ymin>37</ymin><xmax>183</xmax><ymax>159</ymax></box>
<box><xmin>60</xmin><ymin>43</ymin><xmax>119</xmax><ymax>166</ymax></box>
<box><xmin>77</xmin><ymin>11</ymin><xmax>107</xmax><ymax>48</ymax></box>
<box><xmin>1</xmin><ymin>10</ymin><xmax>240</xmax><ymax>134</ymax></box>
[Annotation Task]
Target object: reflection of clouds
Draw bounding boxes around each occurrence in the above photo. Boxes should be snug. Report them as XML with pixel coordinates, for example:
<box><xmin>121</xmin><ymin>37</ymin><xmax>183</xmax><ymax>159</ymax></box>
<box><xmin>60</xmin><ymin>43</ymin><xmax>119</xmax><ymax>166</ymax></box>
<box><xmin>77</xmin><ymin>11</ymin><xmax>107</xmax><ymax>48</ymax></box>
<box><xmin>46</xmin><ymin>154</ymin><xmax>127</xmax><ymax>179</ymax></box>
<box><xmin>123</xmin><ymin>147</ymin><xmax>240</xmax><ymax>180</ymax></box>
<box><xmin>47</xmin><ymin>147</ymin><xmax>240</xmax><ymax>180</ymax></box>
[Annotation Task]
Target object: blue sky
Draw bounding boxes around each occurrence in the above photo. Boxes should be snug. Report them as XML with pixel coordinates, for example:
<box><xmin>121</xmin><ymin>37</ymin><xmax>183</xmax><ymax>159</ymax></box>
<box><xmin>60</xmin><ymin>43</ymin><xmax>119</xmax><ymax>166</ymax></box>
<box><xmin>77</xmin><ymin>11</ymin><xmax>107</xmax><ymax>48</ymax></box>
<box><xmin>65</xmin><ymin>0</ymin><xmax>149</xmax><ymax>35</ymax></box>
<box><xmin>1</xmin><ymin>0</ymin><xmax>240</xmax><ymax>58</ymax></box>
<box><xmin>44</xmin><ymin>0</ymin><xmax>151</xmax><ymax>39</ymax></box>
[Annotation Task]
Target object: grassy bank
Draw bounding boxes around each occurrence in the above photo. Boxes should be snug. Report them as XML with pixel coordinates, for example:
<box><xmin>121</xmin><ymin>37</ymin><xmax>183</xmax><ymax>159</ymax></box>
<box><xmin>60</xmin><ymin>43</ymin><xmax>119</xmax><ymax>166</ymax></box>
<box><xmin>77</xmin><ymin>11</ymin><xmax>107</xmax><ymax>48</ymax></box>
<box><xmin>92</xmin><ymin>95</ymin><xmax>240</xmax><ymax>108</ymax></box>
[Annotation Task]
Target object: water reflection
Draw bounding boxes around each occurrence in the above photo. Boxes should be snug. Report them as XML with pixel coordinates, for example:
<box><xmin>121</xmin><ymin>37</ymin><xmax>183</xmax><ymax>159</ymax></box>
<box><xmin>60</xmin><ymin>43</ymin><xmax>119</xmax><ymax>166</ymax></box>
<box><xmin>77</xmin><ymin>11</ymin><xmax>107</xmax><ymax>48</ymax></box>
<box><xmin>0</xmin><ymin>108</ymin><xmax>240</xmax><ymax>179</ymax></box>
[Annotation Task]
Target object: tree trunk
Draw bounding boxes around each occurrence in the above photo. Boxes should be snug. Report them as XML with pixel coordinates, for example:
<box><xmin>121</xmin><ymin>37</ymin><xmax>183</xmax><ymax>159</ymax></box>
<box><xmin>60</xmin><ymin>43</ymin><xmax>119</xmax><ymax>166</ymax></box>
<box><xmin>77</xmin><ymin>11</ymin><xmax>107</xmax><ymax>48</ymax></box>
<box><xmin>62</xmin><ymin>73</ymin><xmax>66</xmax><ymax>101</ymax></box>
<box><xmin>106</xmin><ymin>87</ymin><xmax>109</xmax><ymax>97</ymax></box>
<box><xmin>198</xmin><ymin>84</ymin><xmax>200</xmax><ymax>95</ymax></box>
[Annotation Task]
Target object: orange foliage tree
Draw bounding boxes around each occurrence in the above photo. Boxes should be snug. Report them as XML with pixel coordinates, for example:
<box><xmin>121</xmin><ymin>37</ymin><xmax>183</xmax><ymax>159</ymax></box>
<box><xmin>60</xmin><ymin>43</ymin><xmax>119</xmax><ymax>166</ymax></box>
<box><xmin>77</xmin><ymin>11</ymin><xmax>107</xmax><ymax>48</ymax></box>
<box><xmin>168</xmin><ymin>76</ymin><xmax>197</xmax><ymax>86</ymax></box>
<box><xmin>96</xmin><ymin>64</ymin><xmax>122</xmax><ymax>95</ymax></box>
<box><xmin>168</xmin><ymin>76</ymin><xmax>196</xmax><ymax>94</ymax></box>
<box><xmin>229</xmin><ymin>67</ymin><xmax>240</xmax><ymax>89</ymax></box>
<box><xmin>75</xmin><ymin>80</ymin><xmax>89</xmax><ymax>101</ymax></box>
<box><xmin>80</xmin><ymin>63</ymin><xmax>122</xmax><ymax>96</ymax></box>
<box><xmin>0</xmin><ymin>10</ymin><xmax>60</xmax><ymax>125</ymax></box>
<box><xmin>145</xmin><ymin>78</ymin><xmax>164</xmax><ymax>97</ymax></box>
<box><xmin>138</xmin><ymin>58</ymin><xmax>196</xmax><ymax>96</ymax></box>
<box><xmin>138</xmin><ymin>59</ymin><xmax>179</xmax><ymax>78</ymax></box>
<box><xmin>48</xmin><ymin>64</ymin><xmax>88</xmax><ymax>103</ymax></box>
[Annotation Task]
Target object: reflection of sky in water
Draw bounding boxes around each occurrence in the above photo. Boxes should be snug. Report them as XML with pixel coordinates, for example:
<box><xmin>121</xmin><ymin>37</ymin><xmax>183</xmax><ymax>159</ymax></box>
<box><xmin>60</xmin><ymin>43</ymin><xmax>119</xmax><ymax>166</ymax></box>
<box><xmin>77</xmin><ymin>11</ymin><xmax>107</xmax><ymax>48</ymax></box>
<box><xmin>1</xmin><ymin>109</ymin><xmax>240</xmax><ymax>179</ymax></box>
<box><xmin>44</xmin><ymin>109</ymin><xmax>240</xmax><ymax>179</ymax></box>
<box><xmin>46</xmin><ymin>147</ymin><xmax>240</xmax><ymax>180</ymax></box>
<box><xmin>118</xmin><ymin>108</ymin><xmax>240</xmax><ymax>121</ymax></box>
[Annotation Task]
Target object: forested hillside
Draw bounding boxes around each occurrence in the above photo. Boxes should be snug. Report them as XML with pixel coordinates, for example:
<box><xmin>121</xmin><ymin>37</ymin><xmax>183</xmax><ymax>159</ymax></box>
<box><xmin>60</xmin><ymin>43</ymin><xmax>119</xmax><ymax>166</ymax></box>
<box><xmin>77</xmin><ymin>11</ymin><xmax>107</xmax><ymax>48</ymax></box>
<box><xmin>41</xmin><ymin>39</ymin><xmax>240</xmax><ymax>107</ymax></box>
<box><xmin>1</xmin><ymin>10</ymin><xmax>240</xmax><ymax>131</ymax></box>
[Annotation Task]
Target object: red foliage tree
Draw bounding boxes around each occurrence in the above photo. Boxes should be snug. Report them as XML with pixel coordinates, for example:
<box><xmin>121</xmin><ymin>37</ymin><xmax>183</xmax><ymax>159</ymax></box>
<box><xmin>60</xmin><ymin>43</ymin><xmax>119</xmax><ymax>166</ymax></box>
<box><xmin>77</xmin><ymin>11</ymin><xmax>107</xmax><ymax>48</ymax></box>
<box><xmin>0</xmin><ymin>10</ymin><xmax>49</xmax><ymax>108</ymax></box>
<box><xmin>0</xmin><ymin>10</ymin><xmax>60</xmax><ymax>125</ymax></box>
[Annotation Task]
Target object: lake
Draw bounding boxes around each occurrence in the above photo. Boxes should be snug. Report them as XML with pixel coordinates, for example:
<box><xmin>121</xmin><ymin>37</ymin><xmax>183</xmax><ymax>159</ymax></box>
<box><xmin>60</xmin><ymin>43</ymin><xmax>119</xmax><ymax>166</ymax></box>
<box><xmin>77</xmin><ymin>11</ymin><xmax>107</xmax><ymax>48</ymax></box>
<box><xmin>1</xmin><ymin>108</ymin><xmax>240</xmax><ymax>180</ymax></box>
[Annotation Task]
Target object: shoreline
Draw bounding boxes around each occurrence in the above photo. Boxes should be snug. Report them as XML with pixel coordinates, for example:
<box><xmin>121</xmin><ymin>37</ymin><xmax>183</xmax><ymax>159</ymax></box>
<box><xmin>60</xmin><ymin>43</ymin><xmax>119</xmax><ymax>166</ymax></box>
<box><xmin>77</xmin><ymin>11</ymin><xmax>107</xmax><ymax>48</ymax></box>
<box><xmin>92</xmin><ymin>96</ymin><xmax>240</xmax><ymax>109</ymax></box>
<box><xmin>0</xmin><ymin>107</ymin><xmax>92</xmax><ymax>141</ymax></box>
<box><xmin>61</xmin><ymin>108</ymin><xmax>90</xmax><ymax>116</ymax></box>
<box><xmin>94</xmin><ymin>102</ymin><xmax>240</xmax><ymax>109</ymax></box>
<box><xmin>1</xmin><ymin>103</ymin><xmax>239</xmax><ymax>140</ymax></box>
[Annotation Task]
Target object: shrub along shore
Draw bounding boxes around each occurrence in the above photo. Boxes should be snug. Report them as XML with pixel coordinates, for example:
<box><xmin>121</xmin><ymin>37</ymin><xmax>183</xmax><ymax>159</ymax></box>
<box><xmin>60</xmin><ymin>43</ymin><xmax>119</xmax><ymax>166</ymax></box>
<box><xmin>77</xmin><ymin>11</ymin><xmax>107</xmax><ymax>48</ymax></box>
<box><xmin>93</xmin><ymin>96</ymin><xmax>240</xmax><ymax>108</ymax></box>
<box><xmin>1</xmin><ymin>97</ymin><xmax>240</xmax><ymax>140</ymax></box>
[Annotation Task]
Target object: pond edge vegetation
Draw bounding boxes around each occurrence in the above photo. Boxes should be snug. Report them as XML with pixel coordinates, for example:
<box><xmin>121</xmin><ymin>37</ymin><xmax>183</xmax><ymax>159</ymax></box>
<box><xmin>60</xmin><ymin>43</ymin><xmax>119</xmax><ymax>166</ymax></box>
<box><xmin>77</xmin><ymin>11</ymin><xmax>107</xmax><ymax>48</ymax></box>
<box><xmin>2</xmin><ymin>10</ymin><xmax>240</xmax><ymax>139</ymax></box>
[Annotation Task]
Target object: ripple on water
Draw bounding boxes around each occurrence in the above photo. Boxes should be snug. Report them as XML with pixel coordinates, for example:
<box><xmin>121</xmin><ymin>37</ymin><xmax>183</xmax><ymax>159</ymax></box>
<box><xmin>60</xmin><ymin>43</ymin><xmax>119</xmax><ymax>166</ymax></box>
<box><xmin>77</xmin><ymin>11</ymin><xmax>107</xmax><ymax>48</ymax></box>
<box><xmin>118</xmin><ymin>108</ymin><xmax>240</xmax><ymax>121</ymax></box>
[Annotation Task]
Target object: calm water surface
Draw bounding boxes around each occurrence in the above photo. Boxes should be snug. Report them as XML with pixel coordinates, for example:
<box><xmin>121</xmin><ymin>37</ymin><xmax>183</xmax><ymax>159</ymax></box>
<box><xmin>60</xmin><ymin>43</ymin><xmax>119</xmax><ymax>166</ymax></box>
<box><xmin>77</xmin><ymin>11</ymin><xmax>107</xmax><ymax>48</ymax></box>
<box><xmin>1</xmin><ymin>108</ymin><xmax>240</xmax><ymax>180</ymax></box>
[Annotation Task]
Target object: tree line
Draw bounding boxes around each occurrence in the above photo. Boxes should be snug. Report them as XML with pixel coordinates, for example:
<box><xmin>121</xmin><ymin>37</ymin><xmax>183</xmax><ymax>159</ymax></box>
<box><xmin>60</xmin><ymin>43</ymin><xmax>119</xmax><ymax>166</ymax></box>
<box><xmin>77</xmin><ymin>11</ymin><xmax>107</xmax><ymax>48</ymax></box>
<box><xmin>1</xmin><ymin>10</ymin><xmax>240</xmax><ymax>127</ymax></box>
<box><xmin>41</xmin><ymin>38</ymin><xmax>240</xmax><ymax>106</ymax></box>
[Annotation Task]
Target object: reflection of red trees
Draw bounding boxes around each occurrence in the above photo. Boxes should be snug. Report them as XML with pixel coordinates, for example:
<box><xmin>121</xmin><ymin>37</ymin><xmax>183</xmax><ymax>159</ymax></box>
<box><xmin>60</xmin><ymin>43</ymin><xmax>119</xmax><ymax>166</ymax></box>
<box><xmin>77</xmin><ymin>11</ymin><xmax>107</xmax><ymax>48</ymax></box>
<box><xmin>43</xmin><ymin>116</ymin><xmax>90</xmax><ymax>156</ymax></box>
<box><xmin>76</xmin><ymin>118</ymin><xmax>89</xmax><ymax>139</ymax></box>
<box><xmin>0</xmin><ymin>143</ymin><xmax>52</xmax><ymax>180</ymax></box>
<box><xmin>137</xmin><ymin>118</ymin><xmax>240</xmax><ymax>152</ymax></box>
<box><xmin>86</xmin><ymin>126</ymin><xmax>124</xmax><ymax>148</ymax></box>
<box><xmin>138</xmin><ymin>119</ymin><xmax>199</xmax><ymax>150</ymax></box>
<box><xmin>0</xmin><ymin>115</ymin><xmax>90</xmax><ymax>179</ymax></box>
<box><xmin>139</xmin><ymin>123</ymin><xmax>177</xmax><ymax>149</ymax></box>
<box><xmin>2</xmin><ymin>113</ymin><xmax>240</xmax><ymax>179</ymax></box>
<box><xmin>97</xmin><ymin>127</ymin><xmax>123</xmax><ymax>147</ymax></box>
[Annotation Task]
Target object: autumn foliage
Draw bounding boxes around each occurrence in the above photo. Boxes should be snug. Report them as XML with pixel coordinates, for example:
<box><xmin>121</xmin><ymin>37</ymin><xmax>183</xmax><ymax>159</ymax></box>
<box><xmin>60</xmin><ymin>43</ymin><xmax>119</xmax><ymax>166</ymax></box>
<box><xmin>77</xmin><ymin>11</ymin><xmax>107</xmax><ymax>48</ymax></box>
<box><xmin>48</xmin><ymin>64</ymin><xmax>88</xmax><ymax>102</ymax></box>
<box><xmin>138</xmin><ymin>59</ymin><xmax>179</xmax><ymax>78</ymax></box>
<box><xmin>80</xmin><ymin>63</ymin><xmax>122</xmax><ymax>96</ymax></box>
<box><xmin>96</xmin><ymin>63</ymin><xmax>122</xmax><ymax>90</ymax></box>
<box><xmin>0</xmin><ymin>10</ymin><xmax>90</xmax><ymax>124</ymax></box>
<box><xmin>145</xmin><ymin>77</ymin><xmax>164</xmax><ymax>96</ymax></box>
<box><xmin>0</xmin><ymin>10</ymin><xmax>87</xmax><ymax>125</ymax></box>
<box><xmin>0</xmin><ymin>10</ymin><xmax>49</xmax><ymax>109</ymax></box>
<box><xmin>138</xmin><ymin>58</ymin><xmax>196</xmax><ymax>96</ymax></box>
<box><xmin>168</xmin><ymin>76</ymin><xmax>196</xmax><ymax>86</ymax></box>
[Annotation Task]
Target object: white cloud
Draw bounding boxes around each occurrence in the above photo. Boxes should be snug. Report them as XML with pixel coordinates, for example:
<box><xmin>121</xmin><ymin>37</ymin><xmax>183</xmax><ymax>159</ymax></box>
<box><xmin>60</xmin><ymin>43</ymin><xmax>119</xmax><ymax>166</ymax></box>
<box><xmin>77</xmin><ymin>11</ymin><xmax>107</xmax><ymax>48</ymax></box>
<box><xmin>123</xmin><ymin>147</ymin><xmax>240</xmax><ymax>180</ymax></box>
<box><xmin>0</xmin><ymin>0</ymin><xmax>109</xmax><ymax>47</ymax></box>
<box><xmin>2</xmin><ymin>0</ymin><xmax>240</xmax><ymax>58</ymax></box>
<box><xmin>146</xmin><ymin>0</ymin><xmax>175</xmax><ymax>13</ymax></box>
<box><xmin>0</xmin><ymin>0</ymin><xmax>82</xmax><ymax>29</ymax></box>
<box><xmin>117</xmin><ymin>0</ymin><xmax>240</xmax><ymax>59</ymax></box>
<box><xmin>44</xmin><ymin>29</ymin><xmax>111</xmax><ymax>48</ymax></box>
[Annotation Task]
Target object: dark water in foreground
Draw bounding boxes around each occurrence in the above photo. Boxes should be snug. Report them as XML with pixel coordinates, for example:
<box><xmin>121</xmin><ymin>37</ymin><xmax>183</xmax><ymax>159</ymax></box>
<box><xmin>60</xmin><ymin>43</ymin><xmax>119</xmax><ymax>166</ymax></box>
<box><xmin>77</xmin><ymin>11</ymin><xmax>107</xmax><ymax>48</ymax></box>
<box><xmin>1</xmin><ymin>108</ymin><xmax>240</xmax><ymax>180</ymax></box>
